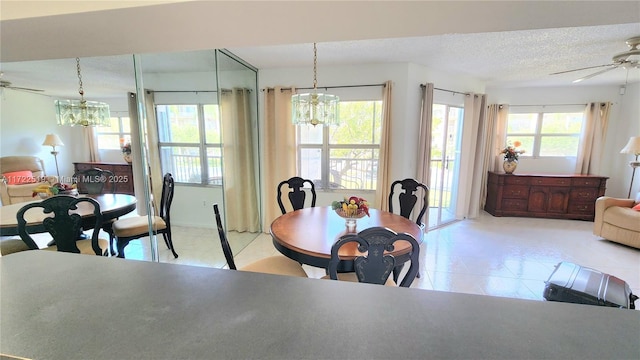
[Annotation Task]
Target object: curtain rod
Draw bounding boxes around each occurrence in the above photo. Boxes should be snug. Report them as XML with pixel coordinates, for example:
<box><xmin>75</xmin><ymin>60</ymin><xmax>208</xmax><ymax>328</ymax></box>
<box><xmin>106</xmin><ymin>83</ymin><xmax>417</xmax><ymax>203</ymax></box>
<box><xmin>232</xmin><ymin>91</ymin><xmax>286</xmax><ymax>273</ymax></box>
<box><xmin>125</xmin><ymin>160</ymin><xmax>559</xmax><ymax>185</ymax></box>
<box><xmin>153</xmin><ymin>90</ymin><xmax>218</xmax><ymax>93</ymax></box>
<box><xmin>508</xmin><ymin>103</ymin><xmax>587</xmax><ymax>107</ymax></box>
<box><xmin>420</xmin><ymin>83</ymin><xmax>468</xmax><ymax>96</ymax></box>
<box><xmin>262</xmin><ymin>83</ymin><xmax>385</xmax><ymax>92</ymax></box>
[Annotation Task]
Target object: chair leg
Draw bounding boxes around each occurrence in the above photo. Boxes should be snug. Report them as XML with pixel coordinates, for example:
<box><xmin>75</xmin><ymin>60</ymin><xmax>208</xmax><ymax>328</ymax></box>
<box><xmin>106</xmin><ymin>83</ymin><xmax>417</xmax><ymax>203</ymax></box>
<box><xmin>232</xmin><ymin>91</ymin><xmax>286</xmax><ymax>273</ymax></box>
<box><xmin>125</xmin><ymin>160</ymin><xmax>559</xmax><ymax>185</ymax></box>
<box><xmin>116</xmin><ymin>238</ymin><xmax>130</xmax><ymax>259</ymax></box>
<box><xmin>163</xmin><ymin>232</ymin><xmax>178</xmax><ymax>259</ymax></box>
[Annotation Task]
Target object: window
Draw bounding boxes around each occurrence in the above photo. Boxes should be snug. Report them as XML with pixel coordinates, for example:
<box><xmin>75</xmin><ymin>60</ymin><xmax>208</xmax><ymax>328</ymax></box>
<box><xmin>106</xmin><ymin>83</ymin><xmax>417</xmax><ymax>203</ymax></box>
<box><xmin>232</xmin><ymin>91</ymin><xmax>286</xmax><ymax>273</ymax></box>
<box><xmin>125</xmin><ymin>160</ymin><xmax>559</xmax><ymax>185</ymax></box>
<box><xmin>298</xmin><ymin>100</ymin><xmax>382</xmax><ymax>190</ymax></box>
<box><xmin>156</xmin><ymin>104</ymin><xmax>222</xmax><ymax>185</ymax></box>
<box><xmin>97</xmin><ymin>115</ymin><xmax>131</xmax><ymax>150</ymax></box>
<box><xmin>506</xmin><ymin>110</ymin><xmax>583</xmax><ymax>157</ymax></box>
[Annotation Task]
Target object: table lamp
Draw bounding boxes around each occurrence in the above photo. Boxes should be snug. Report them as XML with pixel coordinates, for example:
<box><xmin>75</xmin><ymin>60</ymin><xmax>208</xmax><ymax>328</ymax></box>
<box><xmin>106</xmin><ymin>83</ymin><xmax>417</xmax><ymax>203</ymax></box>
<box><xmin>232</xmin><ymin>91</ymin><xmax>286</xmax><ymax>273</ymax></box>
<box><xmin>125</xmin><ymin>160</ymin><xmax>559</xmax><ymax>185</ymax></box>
<box><xmin>42</xmin><ymin>133</ymin><xmax>64</xmax><ymax>177</ymax></box>
<box><xmin>620</xmin><ymin>136</ymin><xmax>640</xmax><ymax>198</ymax></box>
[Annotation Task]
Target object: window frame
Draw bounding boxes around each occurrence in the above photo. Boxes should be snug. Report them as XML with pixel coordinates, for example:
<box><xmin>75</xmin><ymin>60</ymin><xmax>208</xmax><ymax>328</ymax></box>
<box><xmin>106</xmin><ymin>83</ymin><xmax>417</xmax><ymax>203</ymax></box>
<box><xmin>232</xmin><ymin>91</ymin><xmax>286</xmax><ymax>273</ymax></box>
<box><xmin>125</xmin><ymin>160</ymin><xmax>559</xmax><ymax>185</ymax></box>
<box><xmin>506</xmin><ymin>105</ymin><xmax>584</xmax><ymax>158</ymax></box>
<box><xmin>155</xmin><ymin>103</ymin><xmax>223</xmax><ymax>186</ymax></box>
<box><xmin>297</xmin><ymin>97</ymin><xmax>382</xmax><ymax>191</ymax></box>
<box><xmin>96</xmin><ymin>113</ymin><xmax>131</xmax><ymax>150</ymax></box>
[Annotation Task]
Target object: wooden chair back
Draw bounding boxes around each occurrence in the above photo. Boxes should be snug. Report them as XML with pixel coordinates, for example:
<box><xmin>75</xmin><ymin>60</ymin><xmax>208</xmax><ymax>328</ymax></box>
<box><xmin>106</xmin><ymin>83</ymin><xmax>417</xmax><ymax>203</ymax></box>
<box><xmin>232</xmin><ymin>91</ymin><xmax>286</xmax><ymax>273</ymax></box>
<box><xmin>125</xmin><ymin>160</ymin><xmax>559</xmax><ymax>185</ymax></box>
<box><xmin>388</xmin><ymin>178</ymin><xmax>429</xmax><ymax>227</ymax></box>
<box><xmin>73</xmin><ymin>167</ymin><xmax>116</xmax><ymax>194</ymax></box>
<box><xmin>17</xmin><ymin>195</ymin><xmax>103</xmax><ymax>255</ymax></box>
<box><xmin>328</xmin><ymin>227</ymin><xmax>420</xmax><ymax>287</ymax></box>
<box><xmin>277</xmin><ymin>176</ymin><xmax>316</xmax><ymax>215</ymax></box>
<box><xmin>213</xmin><ymin>203</ymin><xmax>237</xmax><ymax>270</ymax></box>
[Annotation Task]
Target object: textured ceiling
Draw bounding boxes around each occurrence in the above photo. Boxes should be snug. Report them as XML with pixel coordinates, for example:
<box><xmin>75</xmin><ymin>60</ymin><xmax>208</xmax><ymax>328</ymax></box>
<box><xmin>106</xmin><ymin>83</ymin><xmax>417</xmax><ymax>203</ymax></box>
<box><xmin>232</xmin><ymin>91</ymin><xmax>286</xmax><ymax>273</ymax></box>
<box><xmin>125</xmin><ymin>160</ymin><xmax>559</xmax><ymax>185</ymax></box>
<box><xmin>1</xmin><ymin>24</ymin><xmax>639</xmax><ymax>99</ymax></box>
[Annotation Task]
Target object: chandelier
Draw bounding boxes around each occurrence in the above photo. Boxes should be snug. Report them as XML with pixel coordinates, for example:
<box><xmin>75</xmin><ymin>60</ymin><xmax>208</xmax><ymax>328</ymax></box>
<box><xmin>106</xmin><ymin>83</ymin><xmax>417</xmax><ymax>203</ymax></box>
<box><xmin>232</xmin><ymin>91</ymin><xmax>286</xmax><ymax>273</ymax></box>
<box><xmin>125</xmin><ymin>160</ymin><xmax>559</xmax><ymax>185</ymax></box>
<box><xmin>54</xmin><ymin>57</ymin><xmax>110</xmax><ymax>127</ymax></box>
<box><xmin>291</xmin><ymin>43</ymin><xmax>339</xmax><ymax>126</ymax></box>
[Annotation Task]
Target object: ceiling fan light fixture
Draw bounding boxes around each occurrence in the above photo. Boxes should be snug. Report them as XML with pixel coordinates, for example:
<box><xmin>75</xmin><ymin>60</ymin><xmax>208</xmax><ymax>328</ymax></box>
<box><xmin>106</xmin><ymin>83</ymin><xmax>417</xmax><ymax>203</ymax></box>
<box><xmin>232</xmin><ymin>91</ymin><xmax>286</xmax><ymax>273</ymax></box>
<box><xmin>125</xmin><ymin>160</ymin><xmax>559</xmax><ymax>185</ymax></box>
<box><xmin>291</xmin><ymin>43</ymin><xmax>340</xmax><ymax>127</ymax></box>
<box><xmin>54</xmin><ymin>57</ymin><xmax>110</xmax><ymax>127</ymax></box>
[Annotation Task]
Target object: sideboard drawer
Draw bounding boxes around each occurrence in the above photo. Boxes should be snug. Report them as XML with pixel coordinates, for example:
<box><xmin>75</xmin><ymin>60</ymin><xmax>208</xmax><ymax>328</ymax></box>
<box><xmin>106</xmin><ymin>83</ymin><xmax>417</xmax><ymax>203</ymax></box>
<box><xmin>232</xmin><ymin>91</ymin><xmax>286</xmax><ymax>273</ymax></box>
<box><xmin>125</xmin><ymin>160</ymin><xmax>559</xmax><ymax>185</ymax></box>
<box><xmin>502</xmin><ymin>199</ymin><xmax>528</xmax><ymax>211</ymax></box>
<box><xmin>570</xmin><ymin>188</ymin><xmax>599</xmax><ymax>201</ymax></box>
<box><xmin>530</xmin><ymin>177</ymin><xmax>571</xmax><ymax>186</ymax></box>
<box><xmin>504</xmin><ymin>176</ymin><xmax>530</xmax><ymax>185</ymax></box>
<box><xmin>502</xmin><ymin>185</ymin><xmax>529</xmax><ymax>199</ymax></box>
<box><xmin>571</xmin><ymin>178</ymin><xmax>604</xmax><ymax>187</ymax></box>
<box><xmin>568</xmin><ymin>202</ymin><xmax>595</xmax><ymax>215</ymax></box>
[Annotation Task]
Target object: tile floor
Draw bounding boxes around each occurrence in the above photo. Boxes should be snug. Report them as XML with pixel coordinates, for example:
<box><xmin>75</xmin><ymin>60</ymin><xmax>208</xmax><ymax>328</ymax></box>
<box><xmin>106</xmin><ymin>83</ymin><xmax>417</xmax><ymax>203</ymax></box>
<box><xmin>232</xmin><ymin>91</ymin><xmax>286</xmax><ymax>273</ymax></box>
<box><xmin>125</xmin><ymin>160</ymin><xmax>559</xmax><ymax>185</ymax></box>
<box><xmin>123</xmin><ymin>211</ymin><xmax>640</xmax><ymax>304</ymax></box>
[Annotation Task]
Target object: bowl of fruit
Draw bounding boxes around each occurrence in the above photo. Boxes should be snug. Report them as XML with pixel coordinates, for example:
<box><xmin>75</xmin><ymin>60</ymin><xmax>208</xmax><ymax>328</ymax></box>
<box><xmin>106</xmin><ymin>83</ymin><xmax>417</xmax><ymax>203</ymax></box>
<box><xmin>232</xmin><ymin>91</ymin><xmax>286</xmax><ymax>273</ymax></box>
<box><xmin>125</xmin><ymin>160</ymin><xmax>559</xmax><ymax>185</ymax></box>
<box><xmin>332</xmin><ymin>196</ymin><xmax>370</xmax><ymax>232</ymax></box>
<box><xmin>32</xmin><ymin>182</ymin><xmax>78</xmax><ymax>199</ymax></box>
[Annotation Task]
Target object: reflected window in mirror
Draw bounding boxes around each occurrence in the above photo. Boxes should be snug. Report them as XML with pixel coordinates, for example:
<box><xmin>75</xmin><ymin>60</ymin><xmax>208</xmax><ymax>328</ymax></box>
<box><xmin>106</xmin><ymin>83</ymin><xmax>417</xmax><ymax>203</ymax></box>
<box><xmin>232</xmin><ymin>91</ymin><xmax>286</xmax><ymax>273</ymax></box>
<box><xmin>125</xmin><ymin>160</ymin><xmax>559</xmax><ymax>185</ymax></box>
<box><xmin>97</xmin><ymin>115</ymin><xmax>131</xmax><ymax>150</ymax></box>
<box><xmin>156</xmin><ymin>104</ymin><xmax>222</xmax><ymax>185</ymax></box>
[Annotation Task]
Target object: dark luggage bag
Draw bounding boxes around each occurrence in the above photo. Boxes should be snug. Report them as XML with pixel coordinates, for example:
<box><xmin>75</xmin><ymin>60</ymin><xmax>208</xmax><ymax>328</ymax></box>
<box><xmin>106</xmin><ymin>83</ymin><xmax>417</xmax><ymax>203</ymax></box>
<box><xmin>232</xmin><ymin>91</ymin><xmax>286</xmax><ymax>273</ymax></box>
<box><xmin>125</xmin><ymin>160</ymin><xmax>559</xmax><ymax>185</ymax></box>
<box><xmin>543</xmin><ymin>261</ymin><xmax>638</xmax><ymax>309</ymax></box>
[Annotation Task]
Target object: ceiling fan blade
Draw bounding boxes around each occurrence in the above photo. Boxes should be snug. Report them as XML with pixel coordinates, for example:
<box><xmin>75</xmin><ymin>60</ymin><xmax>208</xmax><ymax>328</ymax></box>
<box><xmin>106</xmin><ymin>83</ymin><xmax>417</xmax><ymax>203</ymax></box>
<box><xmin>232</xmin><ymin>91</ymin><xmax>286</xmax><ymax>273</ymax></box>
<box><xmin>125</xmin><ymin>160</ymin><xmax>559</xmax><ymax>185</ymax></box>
<box><xmin>7</xmin><ymin>86</ymin><xmax>45</xmax><ymax>92</ymax></box>
<box><xmin>572</xmin><ymin>66</ymin><xmax>618</xmax><ymax>83</ymax></box>
<box><xmin>549</xmin><ymin>64</ymin><xmax>614</xmax><ymax>75</ymax></box>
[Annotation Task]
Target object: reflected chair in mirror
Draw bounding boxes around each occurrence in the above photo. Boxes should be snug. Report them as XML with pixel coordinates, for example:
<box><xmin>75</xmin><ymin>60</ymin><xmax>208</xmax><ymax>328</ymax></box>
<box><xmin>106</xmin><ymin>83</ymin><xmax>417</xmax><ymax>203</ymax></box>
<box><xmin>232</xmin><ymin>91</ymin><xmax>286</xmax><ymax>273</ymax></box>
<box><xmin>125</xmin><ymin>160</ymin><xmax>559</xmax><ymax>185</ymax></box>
<box><xmin>214</xmin><ymin>204</ymin><xmax>308</xmax><ymax>277</ymax></box>
<box><xmin>277</xmin><ymin>176</ymin><xmax>316</xmax><ymax>215</ymax></box>
<box><xmin>325</xmin><ymin>227</ymin><xmax>420</xmax><ymax>287</ymax></box>
<box><xmin>16</xmin><ymin>195</ymin><xmax>109</xmax><ymax>255</ymax></box>
<box><xmin>73</xmin><ymin>167</ymin><xmax>117</xmax><ymax>252</ymax></box>
<box><xmin>388</xmin><ymin>178</ymin><xmax>428</xmax><ymax>281</ymax></box>
<box><xmin>112</xmin><ymin>173</ymin><xmax>178</xmax><ymax>259</ymax></box>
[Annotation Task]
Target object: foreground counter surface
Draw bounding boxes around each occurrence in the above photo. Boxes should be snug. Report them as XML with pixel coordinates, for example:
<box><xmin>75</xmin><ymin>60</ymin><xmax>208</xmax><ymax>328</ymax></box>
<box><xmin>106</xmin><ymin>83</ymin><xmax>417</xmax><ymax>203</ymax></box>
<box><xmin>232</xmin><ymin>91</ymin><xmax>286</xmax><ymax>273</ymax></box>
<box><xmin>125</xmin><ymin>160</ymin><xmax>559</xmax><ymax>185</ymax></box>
<box><xmin>1</xmin><ymin>251</ymin><xmax>638</xmax><ymax>360</ymax></box>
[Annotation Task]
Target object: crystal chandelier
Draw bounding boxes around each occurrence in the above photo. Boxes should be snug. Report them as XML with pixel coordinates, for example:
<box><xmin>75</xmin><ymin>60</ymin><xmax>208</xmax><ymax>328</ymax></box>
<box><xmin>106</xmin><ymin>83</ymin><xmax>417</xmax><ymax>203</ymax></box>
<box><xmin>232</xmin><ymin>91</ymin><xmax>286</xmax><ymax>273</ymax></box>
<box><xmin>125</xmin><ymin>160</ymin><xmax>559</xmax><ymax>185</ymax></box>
<box><xmin>291</xmin><ymin>43</ymin><xmax>339</xmax><ymax>126</ymax></box>
<box><xmin>54</xmin><ymin>57</ymin><xmax>110</xmax><ymax>127</ymax></box>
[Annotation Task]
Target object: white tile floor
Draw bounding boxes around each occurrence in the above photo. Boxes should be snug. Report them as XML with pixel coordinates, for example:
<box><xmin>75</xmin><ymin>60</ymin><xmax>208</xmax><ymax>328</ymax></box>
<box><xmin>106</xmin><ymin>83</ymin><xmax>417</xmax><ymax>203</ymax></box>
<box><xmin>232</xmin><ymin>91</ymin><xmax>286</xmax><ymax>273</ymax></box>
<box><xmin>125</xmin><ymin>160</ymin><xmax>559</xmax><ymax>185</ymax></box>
<box><xmin>121</xmin><ymin>211</ymin><xmax>640</xmax><ymax>304</ymax></box>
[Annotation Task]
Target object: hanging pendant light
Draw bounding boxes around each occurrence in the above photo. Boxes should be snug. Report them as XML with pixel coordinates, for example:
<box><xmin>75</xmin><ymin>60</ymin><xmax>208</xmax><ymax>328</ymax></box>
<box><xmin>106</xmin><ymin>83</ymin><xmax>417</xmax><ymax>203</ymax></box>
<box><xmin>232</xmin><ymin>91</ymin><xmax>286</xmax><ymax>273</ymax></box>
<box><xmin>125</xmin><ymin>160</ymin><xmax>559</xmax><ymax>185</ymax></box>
<box><xmin>54</xmin><ymin>57</ymin><xmax>111</xmax><ymax>127</ymax></box>
<box><xmin>291</xmin><ymin>43</ymin><xmax>339</xmax><ymax>127</ymax></box>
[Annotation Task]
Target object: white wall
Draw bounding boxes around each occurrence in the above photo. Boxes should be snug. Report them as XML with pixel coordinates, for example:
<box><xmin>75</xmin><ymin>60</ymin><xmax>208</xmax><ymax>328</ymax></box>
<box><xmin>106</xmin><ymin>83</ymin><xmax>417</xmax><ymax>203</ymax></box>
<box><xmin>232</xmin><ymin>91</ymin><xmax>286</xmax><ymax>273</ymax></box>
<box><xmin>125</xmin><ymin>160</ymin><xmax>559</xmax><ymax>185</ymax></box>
<box><xmin>0</xmin><ymin>89</ymin><xmax>100</xmax><ymax>181</ymax></box>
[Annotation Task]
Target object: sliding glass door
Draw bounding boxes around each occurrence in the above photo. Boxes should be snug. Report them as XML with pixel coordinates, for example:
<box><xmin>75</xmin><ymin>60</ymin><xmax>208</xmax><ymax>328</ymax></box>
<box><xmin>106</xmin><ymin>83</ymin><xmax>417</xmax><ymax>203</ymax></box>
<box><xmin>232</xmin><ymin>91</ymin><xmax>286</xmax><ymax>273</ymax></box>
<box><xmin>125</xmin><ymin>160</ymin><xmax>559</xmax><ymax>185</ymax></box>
<box><xmin>428</xmin><ymin>104</ymin><xmax>463</xmax><ymax>229</ymax></box>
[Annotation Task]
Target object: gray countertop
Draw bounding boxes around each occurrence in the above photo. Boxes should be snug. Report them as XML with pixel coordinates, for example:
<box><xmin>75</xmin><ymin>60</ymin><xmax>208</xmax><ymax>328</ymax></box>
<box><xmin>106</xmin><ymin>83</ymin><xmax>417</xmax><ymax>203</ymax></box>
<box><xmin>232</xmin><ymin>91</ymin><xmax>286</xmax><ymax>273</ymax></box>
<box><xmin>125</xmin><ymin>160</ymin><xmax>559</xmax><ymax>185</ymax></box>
<box><xmin>1</xmin><ymin>251</ymin><xmax>638</xmax><ymax>359</ymax></box>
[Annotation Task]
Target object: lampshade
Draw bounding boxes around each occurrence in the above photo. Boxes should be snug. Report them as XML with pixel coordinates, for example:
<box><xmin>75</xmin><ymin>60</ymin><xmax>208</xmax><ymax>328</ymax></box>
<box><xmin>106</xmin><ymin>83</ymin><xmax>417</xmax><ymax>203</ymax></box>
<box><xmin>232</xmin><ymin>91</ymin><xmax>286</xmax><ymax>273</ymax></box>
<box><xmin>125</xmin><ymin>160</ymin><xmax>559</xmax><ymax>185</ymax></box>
<box><xmin>620</xmin><ymin>136</ymin><xmax>640</xmax><ymax>155</ymax></box>
<box><xmin>54</xmin><ymin>57</ymin><xmax>110</xmax><ymax>127</ymax></box>
<box><xmin>291</xmin><ymin>43</ymin><xmax>340</xmax><ymax>127</ymax></box>
<box><xmin>42</xmin><ymin>133</ymin><xmax>64</xmax><ymax>148</ymax></box>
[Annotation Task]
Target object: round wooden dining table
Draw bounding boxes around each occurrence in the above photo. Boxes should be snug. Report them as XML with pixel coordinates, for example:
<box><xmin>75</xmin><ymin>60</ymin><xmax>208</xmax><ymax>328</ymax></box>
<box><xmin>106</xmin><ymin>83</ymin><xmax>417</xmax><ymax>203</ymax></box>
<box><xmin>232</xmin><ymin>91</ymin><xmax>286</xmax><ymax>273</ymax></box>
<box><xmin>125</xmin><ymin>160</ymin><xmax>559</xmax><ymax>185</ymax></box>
<box><xmin>0</xmin><ymin>194</ymin><xmax>137</xmax><ymax>236</ymax></box>
<box><xmin>270</xmin><ymin>206</ymin><xmax>422</xmax><ymax>272</ymax></box>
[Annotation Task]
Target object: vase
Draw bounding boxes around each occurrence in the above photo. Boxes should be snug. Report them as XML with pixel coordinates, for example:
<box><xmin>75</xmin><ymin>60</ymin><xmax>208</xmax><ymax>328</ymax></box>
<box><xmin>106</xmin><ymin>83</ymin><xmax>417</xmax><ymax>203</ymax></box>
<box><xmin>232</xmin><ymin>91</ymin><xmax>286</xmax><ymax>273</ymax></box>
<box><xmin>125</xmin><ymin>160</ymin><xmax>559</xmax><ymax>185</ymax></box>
<box><xmin>503</xmin><ymin>159</ymin><xmax>518</xmax><ymax>174</ymax></box>
<box><xmin>123</xmin><ymin>153</ymin><xmax>132</xmax><ymax>163</ymax></box>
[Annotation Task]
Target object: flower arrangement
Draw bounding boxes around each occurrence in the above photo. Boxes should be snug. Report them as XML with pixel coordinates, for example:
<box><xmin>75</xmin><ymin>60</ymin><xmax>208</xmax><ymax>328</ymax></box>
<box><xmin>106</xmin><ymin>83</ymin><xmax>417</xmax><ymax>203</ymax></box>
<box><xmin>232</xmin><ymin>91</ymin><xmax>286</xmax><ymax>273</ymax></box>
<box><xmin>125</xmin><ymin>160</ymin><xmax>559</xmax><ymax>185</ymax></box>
<box><xmin>332</xmin><ymin>196</ymin><xmax>370</xmax><ymax>218</ymax></box>
<box><xmin>500</xmin><ymin>140</ymin><xmax>525</xmax><ymax>161</ymax></box>
<box><xmin>121</xmin><ymin>142</ymin><xmax>132</xmax><ymax>155</ymax></box>
<box><xmin>32</xmin><ymin>182</ymin><xmax>77</xmax><ymax>197</ymax></box>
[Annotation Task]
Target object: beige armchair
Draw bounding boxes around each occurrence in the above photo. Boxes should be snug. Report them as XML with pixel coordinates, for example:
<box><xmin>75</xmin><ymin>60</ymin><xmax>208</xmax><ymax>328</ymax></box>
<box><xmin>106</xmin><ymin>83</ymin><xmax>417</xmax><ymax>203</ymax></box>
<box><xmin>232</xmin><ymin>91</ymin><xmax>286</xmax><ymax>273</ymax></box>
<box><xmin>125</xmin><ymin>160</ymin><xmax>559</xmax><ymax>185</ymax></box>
<box><xmin>593</xmin><ymin>196</ymin><xmax>640</xmax><ymax>249</ymax></box>
<box><xmin>0</xmin><ymin>156</ymin><xmax>57</xmax><ymax>205</ymax></box>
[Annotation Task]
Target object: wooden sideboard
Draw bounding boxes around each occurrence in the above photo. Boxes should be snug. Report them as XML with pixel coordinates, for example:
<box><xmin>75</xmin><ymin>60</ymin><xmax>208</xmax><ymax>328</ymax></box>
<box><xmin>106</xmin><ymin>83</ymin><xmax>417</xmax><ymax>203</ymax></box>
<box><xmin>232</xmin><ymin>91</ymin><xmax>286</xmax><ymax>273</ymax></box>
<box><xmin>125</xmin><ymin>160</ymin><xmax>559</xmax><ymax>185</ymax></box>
<box><xmin>73</xmin><ymin>162</ymin><xmax>135</xmax><ymax>195</ymax></box>
<box><xmin>485</xmin><ymin>172</ymin><xmax>607</xmax><ymax>221</ymax></box>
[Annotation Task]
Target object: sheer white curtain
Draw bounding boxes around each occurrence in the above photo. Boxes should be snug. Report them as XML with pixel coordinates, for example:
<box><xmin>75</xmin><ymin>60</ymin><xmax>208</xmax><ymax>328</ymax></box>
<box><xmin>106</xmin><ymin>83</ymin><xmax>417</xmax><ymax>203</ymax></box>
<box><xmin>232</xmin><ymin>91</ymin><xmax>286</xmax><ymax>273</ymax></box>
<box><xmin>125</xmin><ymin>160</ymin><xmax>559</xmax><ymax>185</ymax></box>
<box><xmin>575</xmin><ymin>102</ymin><xmax>612</xmax><ymax>175</ymax></box>
<box><xmin>262</xmin><ymin>87</ymin><xmax>297</xmax><ymax>228</ymax></box>
<box><xmin>492</xmin><ymin>104</ymin><xmax>510</xmax><ymax>171</ymax></box>
<box><xmin>459</xmin><ymin>93</ymin><xmax>487</xmax><ymax>218</ymax></box>
<box><xmin>83</xmin><ymin>127</ymin><xmax>100</xmax><ymax>162</ymax></box>
<box><xmin>374</xmin><ymin>81</ymin><xmax>393</xmax><ymax>211</ymax></box>
<box><xmin>416</xmin><ymin>83</ymin><xmax>433</xmax><ymax>225</ymax></box>
<box><xmin>128</xmin><ymin>90</ymin><xmax>162</xmax><ymax>215</ymax></box>
<box><xmin>220</xmin><ymin>88</ymin><xmax>260</xmax><ymax>232</ymax></box>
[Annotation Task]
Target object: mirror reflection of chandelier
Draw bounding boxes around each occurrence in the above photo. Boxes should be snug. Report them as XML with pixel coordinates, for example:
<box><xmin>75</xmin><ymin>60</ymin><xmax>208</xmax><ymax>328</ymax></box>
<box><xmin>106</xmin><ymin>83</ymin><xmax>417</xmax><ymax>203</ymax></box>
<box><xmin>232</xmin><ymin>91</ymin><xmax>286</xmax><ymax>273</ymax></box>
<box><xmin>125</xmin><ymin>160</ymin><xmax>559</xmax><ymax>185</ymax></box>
<box><xmin>54</xmin><ymin>57</ymin><xmax>110</xmax><ymax>127</ymax></box>
<box><xmin>291</xmin><ymin>43</ymin><xmax>339</xmax><ymax>127</ymax></box>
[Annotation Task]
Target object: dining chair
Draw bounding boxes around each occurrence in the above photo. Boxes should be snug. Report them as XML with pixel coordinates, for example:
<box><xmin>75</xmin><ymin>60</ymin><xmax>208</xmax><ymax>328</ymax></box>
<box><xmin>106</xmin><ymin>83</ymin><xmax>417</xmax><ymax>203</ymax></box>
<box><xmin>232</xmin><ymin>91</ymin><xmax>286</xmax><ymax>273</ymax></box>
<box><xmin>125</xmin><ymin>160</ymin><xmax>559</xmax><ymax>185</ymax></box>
<box><xmin>277</xmin><ymin>176</ymin><xmax>316</xmax><ymax>215</ymax></box>
<box><xmin>388</xmin><ymin>178</ymin><xmax>429</xmax><ymax>228</ymax></box>
<box><xmin>16</xmin><ymin>195</ymin><xmax>109</xmax><ymax>255</ymax></box>
<box><xmin>73</xmin><ymin>167</ymin><xmax>116</xmax><ymax>195</ymax></box>
<box><xmin>112</xmin><ymin>173</ymin><xmax>178</xmax><ymax>259</ymax></box>
<box><xmin>325</xmin><ymin>227</ymin><xmax>420</xmax><ymax>287</ymax></box>
<box><xmin>214</xmin><ymin>203</ymin><xmax>308</xmax><ymax>277</ymax></box>
<box><xmin>73</xmin><ymin>167</ymin><xmax>117</xmax><ymax>253</ymax></box>
<box><xmin>388</xmin><ymin>178</ymin><xmax>428</xmax><ymax>281</ymax></box>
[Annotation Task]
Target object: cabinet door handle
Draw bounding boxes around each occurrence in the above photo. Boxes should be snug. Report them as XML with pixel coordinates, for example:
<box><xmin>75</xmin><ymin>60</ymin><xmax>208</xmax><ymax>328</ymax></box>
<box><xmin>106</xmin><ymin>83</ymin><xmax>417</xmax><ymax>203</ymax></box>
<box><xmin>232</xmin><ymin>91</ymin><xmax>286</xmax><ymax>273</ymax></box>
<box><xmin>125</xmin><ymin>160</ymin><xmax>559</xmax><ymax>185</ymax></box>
<box><xmin>510</xmin><ymin>191</ymin><xmax>521</xmax><ymax>196</ymax></box>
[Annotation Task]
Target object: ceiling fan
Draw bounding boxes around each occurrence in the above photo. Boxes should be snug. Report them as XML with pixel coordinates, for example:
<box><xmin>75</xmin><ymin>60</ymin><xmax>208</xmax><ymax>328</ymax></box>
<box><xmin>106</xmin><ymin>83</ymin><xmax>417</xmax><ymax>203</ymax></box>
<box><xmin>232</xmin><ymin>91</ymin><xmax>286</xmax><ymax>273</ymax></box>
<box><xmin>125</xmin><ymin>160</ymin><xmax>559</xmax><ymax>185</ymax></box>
<box><xmin>0</xmin><ymin>72</ymin><xmax>45</xmax><ymax>93</ymax></box>
<box><xmin>551</xmin><ymin>35</ymin><xmax>640</xmax><ymax>83</ymax></box>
